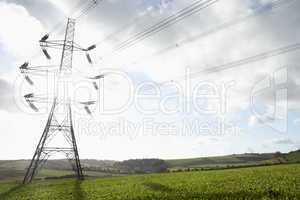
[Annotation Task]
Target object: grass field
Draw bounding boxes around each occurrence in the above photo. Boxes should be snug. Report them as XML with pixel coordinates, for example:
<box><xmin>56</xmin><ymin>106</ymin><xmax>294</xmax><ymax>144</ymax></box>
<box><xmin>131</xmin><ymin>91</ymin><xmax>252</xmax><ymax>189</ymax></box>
<box><xmin>0</xmin><ymin>164</ymin><xmax>299</xmax><ymax>200</ymax></box>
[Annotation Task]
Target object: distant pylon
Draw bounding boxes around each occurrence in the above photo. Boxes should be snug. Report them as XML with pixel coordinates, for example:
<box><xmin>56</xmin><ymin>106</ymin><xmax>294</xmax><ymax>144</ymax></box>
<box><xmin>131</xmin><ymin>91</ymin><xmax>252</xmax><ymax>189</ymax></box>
<box><xmin>23</xmin><ymin>18</ymin><xmax>84</xmax><ymax>184</ymax></box>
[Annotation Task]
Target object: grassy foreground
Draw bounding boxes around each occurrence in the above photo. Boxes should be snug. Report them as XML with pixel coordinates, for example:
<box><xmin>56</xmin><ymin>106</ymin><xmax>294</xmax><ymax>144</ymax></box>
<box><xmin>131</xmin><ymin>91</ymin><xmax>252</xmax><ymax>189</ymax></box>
<box><xmin>0</xmin><ymin>164</ymin><xmax>299</xmax><ymax>200</ymax></box>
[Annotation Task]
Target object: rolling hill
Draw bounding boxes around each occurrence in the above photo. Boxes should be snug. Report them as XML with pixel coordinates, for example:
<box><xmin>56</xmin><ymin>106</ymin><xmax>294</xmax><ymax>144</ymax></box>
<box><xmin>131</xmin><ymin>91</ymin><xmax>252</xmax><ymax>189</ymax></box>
<box><xmin>0</xmin><ymin>149</ymin><xmax>299</xmax><ymax>181</ymax></box>
<box><xmin>165</xmin><ymin>150</ymin><xmax>300</xmax><ymax>169</ymax></box>
<box><xmin>0</xmin><ymin>164</ymin><xmax>299</xmax><ymax>200</ymax></box>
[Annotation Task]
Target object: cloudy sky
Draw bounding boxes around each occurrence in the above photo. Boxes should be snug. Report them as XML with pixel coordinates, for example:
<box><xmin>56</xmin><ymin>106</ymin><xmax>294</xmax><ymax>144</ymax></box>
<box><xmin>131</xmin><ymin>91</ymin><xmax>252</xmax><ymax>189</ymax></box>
<box><xmin>0</xmin><ymin>0</ymin><xmax>300</xmax><ymax>161</ymax></box>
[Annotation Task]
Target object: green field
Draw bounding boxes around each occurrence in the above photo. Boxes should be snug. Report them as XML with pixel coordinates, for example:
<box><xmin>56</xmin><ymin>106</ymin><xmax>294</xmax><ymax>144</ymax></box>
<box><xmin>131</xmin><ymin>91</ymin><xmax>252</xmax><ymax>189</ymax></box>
<box><xmin>0</xmin><ymin>164</ymin><xmax>299</xmax><ymax>200</ymax></box>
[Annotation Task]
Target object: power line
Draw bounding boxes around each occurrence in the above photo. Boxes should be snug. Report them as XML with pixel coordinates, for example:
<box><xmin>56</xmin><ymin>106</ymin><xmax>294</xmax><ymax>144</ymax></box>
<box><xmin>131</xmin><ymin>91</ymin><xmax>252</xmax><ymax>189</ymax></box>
<box><xmin>94</xmin><ymin>7</ymin><xmax>157</xmax><ymax>47</ymax></box>
<box><xmin>74</xmin><ymin>0</ymin><xmax>102</xmax><ymax>22</ymax></box>
<box><xmin>114</xmin><ymin>0</ymin><xmax>220</xmax><ymax>52</ymax></box>
<box><xmin>99</xmin><ymin>0</ymin><xmax>294</xmax><ymax>64</ymax></box>
<box><xmin>159</xmin><ymin>43</ymin><xmax>300</xmax><ymax>85</ymax></box>
<box><xmin>95</xmin><ymin>0</ymin><xmax>294</xmax><ymax>71</ymax></box>
<box><xmin>113</xmin><ymin>0</ymin><xmax>208</xmax><ymax>48</ymax></box>
<box><xmin>95</xmin><ymin>0</ymin><xmax>220</xmax><ymax>61</ymax></box>
<box><xmin>127</xmin><ymin>0</ymin><xmax>296</xmax><ymax>66</ymax></box>
<box><xmin>94</xmin><ymin>0</ymin><xmax>215</xmax><ymax>47</ymax></box>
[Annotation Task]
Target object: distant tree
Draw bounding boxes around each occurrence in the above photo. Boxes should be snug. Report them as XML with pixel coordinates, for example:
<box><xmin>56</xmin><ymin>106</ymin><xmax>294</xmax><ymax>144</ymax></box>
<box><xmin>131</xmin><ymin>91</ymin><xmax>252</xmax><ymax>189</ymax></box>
<box><xmin>113</xmin><ymin>159</ymin><xmax>168</xmax><ymax>174</ymax></box>
<box><xmin>274</xmin><ymin>151</ymin><xmax>282</xmax><ymax>159</ymax></box>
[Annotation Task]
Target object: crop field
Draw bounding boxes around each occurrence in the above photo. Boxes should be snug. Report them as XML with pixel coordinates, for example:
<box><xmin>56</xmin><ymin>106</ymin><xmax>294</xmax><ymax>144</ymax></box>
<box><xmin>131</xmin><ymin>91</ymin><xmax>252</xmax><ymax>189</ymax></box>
<box><xmin>0</xmin><ymin>164</ymin><xmax>299</xmax><ymax>200</ymax></box>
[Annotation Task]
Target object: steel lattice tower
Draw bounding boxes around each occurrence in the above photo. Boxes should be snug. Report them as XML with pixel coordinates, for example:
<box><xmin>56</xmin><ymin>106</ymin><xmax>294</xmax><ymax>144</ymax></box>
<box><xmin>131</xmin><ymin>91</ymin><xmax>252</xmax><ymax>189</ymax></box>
<box><xmin>23</xmin><ymin>19</ymin><xmax>84</xmax><ymax>184</ymax></box>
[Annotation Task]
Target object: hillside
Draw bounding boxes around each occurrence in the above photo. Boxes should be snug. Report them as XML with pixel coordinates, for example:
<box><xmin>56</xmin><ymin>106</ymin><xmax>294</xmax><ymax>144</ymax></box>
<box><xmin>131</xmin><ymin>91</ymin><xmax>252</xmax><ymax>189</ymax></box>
<box><xmin>0</xmin><ymin>159</ymin><xmax>115</xmax><ymax>171</ymax></box>
<box><xmin>0</xmin><ymin>160</ymin><xmax>116</xmax><ymax>181</ymax></box>
<box><xmin>282</xmin><ymin>149</ymin><xmax>300</xmax><ymax>162</ymax></box>
<box><xmin>0</xmin><ymin>150</ymin><xmax>299</xmax><ymax>181</ymax></box>
<box><xmin>166</xmin><ymin>153</ymin><xmax>275</xmax><ymax>169</ymax></box>
<box><xmin>165</xmin><ymin>150</ymin><xmax>300</xmax><ymax>169</ymax></box>
<box><xmin>0</xmin><ymin>164</ymin><xmax>299</xmax><ymax>200</ymax></box>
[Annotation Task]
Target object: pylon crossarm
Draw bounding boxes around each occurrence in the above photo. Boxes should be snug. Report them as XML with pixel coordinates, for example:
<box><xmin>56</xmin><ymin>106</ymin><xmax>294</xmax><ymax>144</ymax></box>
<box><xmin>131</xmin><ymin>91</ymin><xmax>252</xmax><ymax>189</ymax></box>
<box><xmin>24</xmin><ymin>95</ymin><xmax>51</xmax><ymax>112</ymax></box>
<box><xmin>24</xmin><ymin>96</ymin><xmax>77</xmax><ymax>105</ymax></box>
<box><xmin>20</xmin><ymin>65</ymin><xmax>58</xmax><ymax>75</ymax></box>
<box><xmin>25</xmin><ymin>97</ymin><xmax>49</xmax><ymax>104</ymax></box>
<box><xmin>40</xmin><ymin>41</ymin><xmax>86</xmax><ymax>51</ymax></box>
<box><xmin>24</xmin><ymin>94</ymin><xmax>95</xmax><ymax>114</ymax></box>
<box><xmin>23</xmin><ymin>94</ymin><xmax>53</xmax><ymax>112</ymax></box>
<box><xmin>20</xmin><ymin>64</ymin><xmax>58</xmax><ymax>84</ymax></box>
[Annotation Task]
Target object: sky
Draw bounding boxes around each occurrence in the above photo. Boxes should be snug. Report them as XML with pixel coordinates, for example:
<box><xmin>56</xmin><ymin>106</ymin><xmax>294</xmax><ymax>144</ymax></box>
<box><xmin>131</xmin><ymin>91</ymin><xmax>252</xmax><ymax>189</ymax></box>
<box><xmin>0</xmin><ymin>0</ymin><xmax>300</xmax><ymax>161</ymax></box>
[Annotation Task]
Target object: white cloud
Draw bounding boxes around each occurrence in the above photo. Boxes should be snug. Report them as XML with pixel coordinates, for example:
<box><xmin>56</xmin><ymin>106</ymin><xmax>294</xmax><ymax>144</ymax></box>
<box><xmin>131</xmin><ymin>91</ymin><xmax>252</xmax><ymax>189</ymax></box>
<box><xmin>0</xmin><ymin>0</ymin><xmax>300</xmax><ymax>159</ymax></box>
<box><xmin>248</xmin><ymin>105</ymin><xmax>276</xmax><ymax>127</ymax></box>
<box><xmin>0</xmin><ymin>110</ymin><xmax>45</xmax><ymax>159</ymax></box>
<box><xmin>273</xmin><ymin>138</ymin><xmax>295</xmax><ymax>145</ymax></box>
<box><xmin>46</xmin><ymin>0</ymin><xmax>72</xmax><ymax>15</ymax></box>
<box><xmin>248</xmin><ymin>115</ymin><xmax>259</xmax><ymax>127</ymax></box>
<box><xmin>0</xmin><ymin>2</ymin><xmax>45</xmax><ymax>60</ymax></box>
<box><xmin>294</xmin><ymin>118</ymin><xmax>300</xmax><ymax>126</ymax></box>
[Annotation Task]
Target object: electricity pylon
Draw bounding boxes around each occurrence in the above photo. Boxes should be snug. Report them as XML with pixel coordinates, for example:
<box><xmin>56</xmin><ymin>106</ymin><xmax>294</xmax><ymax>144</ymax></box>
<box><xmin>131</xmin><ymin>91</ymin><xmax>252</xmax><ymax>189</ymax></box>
<box><xmin>22</xmin><ymin>18</ymin><xmax>96</xmax><ymax>184</ymax></box>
